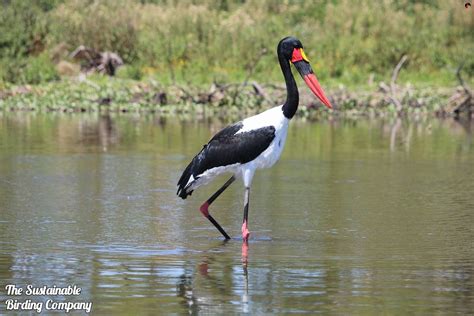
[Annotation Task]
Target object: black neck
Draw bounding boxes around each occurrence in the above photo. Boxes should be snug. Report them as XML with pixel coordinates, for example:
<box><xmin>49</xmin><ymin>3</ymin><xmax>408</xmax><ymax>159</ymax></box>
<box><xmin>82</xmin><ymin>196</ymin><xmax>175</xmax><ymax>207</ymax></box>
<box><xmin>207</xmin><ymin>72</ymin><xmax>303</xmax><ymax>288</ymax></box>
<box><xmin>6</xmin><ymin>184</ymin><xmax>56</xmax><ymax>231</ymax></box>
<box><xmin>278</xmin><ymin>53</ymin><xmax>299</xmax><ymax>119</ymax></box>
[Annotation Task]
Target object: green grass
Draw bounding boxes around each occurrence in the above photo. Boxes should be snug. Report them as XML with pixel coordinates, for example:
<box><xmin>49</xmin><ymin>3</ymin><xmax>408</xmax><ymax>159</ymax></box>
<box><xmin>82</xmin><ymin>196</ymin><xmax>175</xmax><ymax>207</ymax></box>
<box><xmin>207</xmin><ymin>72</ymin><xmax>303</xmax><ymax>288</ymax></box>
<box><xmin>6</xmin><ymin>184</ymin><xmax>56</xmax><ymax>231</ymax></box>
<box><xmin>0</xmin><ymin>0</ymin><xmax>472</xmax><ymax>87</ymax></box>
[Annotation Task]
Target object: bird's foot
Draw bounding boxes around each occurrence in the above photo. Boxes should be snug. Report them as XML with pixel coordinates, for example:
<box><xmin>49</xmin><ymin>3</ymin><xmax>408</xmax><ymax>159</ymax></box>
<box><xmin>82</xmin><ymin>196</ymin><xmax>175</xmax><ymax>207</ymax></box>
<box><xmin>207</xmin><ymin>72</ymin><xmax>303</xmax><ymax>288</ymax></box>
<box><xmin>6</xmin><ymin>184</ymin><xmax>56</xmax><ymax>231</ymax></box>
<box><xmin>241</xmin><ymin>221</ymin><xmax>250</xmax><ymax>240</ymax></box>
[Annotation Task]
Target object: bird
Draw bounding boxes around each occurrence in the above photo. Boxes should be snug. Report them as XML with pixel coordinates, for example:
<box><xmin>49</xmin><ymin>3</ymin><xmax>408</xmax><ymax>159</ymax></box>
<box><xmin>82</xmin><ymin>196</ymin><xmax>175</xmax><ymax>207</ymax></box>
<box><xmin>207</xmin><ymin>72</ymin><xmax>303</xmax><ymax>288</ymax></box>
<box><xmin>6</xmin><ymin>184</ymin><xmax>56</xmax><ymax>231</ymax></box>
<box><xmin>177</xmin><ymin>36</ymin><xmax>332</xmax><ymax>241</ymax></box>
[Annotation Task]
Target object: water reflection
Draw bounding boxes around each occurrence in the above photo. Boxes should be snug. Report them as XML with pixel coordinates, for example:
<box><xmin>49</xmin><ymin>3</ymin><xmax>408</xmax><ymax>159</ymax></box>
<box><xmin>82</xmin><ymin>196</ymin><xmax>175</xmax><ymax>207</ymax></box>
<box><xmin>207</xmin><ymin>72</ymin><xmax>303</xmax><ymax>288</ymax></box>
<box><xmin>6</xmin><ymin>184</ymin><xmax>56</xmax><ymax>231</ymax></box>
<box><xmin>0</xmin><ymin>113</ymin><xmax>473</xmax><ymax>314</ymax></box>
<box><xmin>80</xmin><ymin>114</ymin><xmax>118</xmax><ymax>151</ymax></box>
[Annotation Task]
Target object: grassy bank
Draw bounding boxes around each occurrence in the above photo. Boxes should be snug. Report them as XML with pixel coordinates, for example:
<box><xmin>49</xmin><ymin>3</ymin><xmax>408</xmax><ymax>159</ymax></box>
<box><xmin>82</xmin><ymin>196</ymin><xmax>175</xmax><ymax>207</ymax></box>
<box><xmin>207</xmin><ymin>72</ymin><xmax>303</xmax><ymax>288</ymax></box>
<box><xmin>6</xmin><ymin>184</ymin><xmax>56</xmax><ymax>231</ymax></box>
<box><xmin>1</xmin><ymin>0</ymin><xmax>473</xmax><ymax>86</ymax></box>
<box><xmin>1</xmin><ymin>0</ymin><xmax>472</xmax><ymax>118</ymax></box>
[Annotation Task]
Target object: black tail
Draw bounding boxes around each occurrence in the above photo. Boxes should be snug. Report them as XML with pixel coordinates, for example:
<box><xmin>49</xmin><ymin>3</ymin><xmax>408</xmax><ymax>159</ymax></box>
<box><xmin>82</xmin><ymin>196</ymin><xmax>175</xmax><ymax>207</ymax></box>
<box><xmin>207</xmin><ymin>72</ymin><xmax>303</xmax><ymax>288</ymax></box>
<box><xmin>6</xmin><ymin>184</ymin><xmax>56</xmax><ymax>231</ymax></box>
<box><xmin>177</xmin><ymin>161</ymin><xmax>194</xmax><ymax>199</ymax></box>
<box><xmin>177</xmin><ymin>151</ymin><xmax>206</xmax><ymax>199</ymax></box>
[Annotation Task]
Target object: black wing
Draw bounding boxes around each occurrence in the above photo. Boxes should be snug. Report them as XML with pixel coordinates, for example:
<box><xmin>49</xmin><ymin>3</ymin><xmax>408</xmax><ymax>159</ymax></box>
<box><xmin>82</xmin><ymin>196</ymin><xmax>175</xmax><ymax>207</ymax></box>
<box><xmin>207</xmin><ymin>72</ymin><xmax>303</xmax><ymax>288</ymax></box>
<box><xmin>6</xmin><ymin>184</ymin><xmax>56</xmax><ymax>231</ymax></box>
<box><xmin>177</xmin><ymin>122</ymin><xmax>276</xmax><ymax>199</ymax></box>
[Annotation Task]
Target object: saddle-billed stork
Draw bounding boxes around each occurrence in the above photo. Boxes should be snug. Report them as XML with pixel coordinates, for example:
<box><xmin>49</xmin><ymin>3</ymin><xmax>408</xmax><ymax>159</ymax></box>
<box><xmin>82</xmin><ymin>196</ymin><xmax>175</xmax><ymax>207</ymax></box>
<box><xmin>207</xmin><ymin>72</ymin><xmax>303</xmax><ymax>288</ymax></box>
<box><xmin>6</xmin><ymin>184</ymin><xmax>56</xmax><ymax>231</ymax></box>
<box><xmin>177</xmin><ymin>37</ymin><xmax>332</xmax><ymax>241</ymax></box>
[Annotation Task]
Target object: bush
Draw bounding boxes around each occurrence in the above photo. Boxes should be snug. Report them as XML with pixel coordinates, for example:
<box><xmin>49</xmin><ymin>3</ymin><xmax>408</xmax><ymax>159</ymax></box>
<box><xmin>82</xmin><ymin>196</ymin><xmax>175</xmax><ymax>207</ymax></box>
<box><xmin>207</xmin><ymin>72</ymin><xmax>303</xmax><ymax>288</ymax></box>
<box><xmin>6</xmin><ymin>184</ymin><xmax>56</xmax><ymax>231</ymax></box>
<box><xmin>0</xmin><ymin>54</ymin><xmax>58</xmax><ymax>84</ymax></box>
<box><xmin>49</xmin><ymin>0</ymin><xmax>139</xmax><ymax>63</ymax></box>
<box><xmin>0</xmin><ymin>0</ymin><xmax>60</xmax><ymax>59</ymax></box>
<box><xmin>116</xmin><ymin>64</ymin><xmax>143</xmax><ymax>80</ymax></box>
<box><xmin>22</xmin><ymin>53</ymin><xmax>59</xmax><ymax>84</ymax></box>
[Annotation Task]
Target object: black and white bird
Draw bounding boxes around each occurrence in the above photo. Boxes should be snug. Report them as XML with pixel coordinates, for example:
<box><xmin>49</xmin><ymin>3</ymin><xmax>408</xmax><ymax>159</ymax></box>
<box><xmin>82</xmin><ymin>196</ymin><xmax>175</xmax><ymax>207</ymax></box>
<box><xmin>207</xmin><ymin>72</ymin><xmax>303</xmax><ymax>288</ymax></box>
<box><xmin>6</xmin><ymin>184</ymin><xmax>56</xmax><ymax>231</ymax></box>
<box><xmin>177</xmin><ymin>37</ymin><xmax>332</xmax><ymax>241</ymax></box>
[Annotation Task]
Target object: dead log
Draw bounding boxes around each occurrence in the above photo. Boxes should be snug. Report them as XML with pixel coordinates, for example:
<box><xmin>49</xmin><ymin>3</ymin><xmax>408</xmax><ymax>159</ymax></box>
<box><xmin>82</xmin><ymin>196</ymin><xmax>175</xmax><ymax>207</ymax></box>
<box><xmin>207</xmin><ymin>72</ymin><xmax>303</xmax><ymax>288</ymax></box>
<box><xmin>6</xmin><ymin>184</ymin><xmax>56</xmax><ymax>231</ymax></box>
<box><xmin>447</xmin><ymin>63</ymin><xmax>473</xmax><ymax>118</ymax></box>
<box><xmin>70</xmin><ymin>45</ymin><xmax>123</xmax><ymax>76</ymax></box>
<box><xmin>456</xmin><ymin>63</ymin><xmax>473</xmax><ymax>97</ymax></box>
<box><xmin>251</xmin><ymin>81</ymin><xmax>273</xmax><ymax>103</ymax></box>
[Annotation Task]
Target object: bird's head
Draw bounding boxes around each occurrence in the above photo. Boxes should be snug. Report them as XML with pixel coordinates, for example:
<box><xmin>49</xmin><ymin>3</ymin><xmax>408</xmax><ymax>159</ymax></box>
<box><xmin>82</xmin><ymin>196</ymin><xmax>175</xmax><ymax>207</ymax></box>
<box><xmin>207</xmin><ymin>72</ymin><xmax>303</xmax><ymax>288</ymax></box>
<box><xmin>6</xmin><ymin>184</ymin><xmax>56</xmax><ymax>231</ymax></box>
<box><xmin>278</xmin><ymin>37</ymin><xmax>332</xmax><ymax>109</ymax></box>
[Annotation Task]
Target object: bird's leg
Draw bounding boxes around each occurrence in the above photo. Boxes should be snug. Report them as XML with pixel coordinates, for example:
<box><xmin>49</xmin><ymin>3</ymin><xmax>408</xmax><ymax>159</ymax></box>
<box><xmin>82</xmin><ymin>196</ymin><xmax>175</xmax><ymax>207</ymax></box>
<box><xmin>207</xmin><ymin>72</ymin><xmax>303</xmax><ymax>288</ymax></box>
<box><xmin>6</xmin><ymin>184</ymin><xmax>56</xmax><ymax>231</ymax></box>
<box><xmin>199</xmin><ymin>175</ymin><xmax>235</xmax><ymax>240</ymax></box>
<box><xmin>241</xmin><ymin>187</ymin><xmax>250</xmax><ymax>240</ymax></box>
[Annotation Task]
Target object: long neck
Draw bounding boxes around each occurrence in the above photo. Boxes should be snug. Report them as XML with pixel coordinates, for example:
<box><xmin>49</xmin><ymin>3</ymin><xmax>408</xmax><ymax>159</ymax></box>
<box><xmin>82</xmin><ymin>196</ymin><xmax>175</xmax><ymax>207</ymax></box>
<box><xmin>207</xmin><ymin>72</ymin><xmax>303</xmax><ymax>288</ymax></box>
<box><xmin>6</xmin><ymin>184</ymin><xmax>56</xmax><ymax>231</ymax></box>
<box><xmin>279</xmin><ymin>53</ymin><xmax>299</xmax><ymax>119</ymax></box>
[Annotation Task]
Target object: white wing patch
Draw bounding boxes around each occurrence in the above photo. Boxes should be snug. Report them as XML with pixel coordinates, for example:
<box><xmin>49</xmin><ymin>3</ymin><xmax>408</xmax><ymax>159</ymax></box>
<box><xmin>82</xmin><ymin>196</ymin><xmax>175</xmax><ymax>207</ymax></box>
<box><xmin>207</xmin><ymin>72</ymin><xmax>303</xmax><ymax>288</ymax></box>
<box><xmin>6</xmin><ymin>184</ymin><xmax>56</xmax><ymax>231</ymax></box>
<box><xmin>236</xmin><ymin>106</ymin><xmax>285</xmax><ymax>135</ymax></box>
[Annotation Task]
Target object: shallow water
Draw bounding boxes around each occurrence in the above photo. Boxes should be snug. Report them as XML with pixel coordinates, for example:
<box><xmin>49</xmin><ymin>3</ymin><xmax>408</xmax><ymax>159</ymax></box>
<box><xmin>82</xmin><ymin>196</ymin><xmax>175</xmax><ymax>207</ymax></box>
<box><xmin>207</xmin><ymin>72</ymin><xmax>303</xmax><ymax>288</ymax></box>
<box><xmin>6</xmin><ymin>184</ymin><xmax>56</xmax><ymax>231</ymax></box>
<box><xmin>0</xmin><ymin>113</ymin><xmax>473</xmax><ymax>314</ymax></box>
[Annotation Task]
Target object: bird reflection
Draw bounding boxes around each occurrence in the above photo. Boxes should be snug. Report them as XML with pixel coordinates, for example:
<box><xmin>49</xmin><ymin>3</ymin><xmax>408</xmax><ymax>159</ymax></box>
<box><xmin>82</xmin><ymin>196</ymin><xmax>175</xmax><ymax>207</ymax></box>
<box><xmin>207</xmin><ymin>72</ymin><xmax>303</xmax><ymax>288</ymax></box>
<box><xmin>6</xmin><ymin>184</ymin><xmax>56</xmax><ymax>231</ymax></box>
<box><xmin>241</xmin><ymin>240</ymin><xmax>249</xmax><ymax>313</ymax></box>
<box><xmin>176</xmin><ymin>240</ymin><xmax>250</xmax><ymax>314</ymax></box>
<box><xmin>196</xmin><ymin>240</ymin><xmax>230</xmax><ymax>277</ymax></box>
<box><xmin>242</xmin><ymin>240</ymin><xmax>249</xmax><ymax>269</ymax></box>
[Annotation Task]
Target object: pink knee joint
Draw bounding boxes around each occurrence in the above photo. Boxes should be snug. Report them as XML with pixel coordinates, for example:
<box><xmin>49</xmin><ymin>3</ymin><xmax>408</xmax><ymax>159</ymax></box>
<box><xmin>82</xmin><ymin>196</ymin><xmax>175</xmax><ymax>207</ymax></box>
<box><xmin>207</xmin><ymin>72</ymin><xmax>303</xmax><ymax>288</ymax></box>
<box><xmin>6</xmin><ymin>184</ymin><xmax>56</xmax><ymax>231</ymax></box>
<box><xmin>200</xmin><ymin>202</ymin><xmax>209</xmax><ymax>217</ymax></box>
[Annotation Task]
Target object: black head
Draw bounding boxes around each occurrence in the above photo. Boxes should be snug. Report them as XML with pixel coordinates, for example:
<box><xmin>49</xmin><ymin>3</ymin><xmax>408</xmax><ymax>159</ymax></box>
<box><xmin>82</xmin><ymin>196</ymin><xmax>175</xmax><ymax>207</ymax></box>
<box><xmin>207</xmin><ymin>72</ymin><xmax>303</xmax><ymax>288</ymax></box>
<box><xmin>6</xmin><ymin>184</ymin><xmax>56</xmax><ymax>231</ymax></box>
<box><xmin>277</xmin><ymin>36</ymin><xmax>332</xmax><ymax>109</ymax></box>
<box><xmin>277</xmin><ymin>36</ymin><xmax>304</xmax><ymax>61</ymax></box>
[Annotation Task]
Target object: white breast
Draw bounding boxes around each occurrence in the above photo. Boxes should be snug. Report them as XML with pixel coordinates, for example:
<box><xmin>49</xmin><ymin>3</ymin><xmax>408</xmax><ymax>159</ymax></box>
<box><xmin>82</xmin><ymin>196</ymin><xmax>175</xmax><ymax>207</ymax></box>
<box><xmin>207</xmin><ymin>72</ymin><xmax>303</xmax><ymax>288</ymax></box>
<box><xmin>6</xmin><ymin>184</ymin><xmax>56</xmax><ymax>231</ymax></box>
<box><xmin>240</xmin><ymin>105</ymin><xmax>289</xmax><ymax>170</ymax></box>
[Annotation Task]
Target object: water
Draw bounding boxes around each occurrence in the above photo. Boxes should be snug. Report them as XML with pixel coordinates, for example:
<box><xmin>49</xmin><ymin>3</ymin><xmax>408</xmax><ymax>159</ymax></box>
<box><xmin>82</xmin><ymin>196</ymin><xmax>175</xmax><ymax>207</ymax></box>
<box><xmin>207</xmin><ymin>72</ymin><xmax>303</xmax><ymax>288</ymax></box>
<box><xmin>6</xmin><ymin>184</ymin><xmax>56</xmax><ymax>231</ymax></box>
<box><xmin>0</xmin><ymin>113</ymin><xmax>473</xmax><ymax>314</ymax></box>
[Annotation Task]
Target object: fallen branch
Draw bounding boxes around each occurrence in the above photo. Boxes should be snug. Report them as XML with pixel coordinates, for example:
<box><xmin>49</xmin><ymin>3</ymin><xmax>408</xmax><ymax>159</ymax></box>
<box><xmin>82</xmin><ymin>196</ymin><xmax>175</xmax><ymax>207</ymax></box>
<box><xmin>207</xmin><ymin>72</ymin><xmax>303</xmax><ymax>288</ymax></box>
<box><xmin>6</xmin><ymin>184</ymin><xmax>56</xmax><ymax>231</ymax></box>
<box><xmin>456</xmin><ymin>63</ymin><xmax>472</xmax><ymax>97</ymax></box>
<box><xmin>389</xmin><ymin>55</ymin><xmax>408</xmax><ymax>113</ymax></box>
<box><xmin>449</xmin><ymin>63</ymin><xmax>473</xmax><ymax>117</ymax></box>
<box><xmin>251</xmin><ymin>81</ymin><xmax>273</xmax><ymax>104</ymax></box>
<box><xmin>70</xmin><ymin>45</ymin><xmax>123</xmax><ymax>76</ymax></box>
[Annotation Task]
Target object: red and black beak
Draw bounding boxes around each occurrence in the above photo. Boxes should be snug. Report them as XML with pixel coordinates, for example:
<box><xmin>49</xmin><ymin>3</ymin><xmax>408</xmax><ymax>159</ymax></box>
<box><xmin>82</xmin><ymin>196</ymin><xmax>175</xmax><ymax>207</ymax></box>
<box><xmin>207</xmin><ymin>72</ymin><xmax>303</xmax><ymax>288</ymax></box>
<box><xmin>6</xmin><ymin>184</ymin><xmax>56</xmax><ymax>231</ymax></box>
<box><xmin>291</xmin><ymin>48</ymin><xmax>332</xmax><ymax>109</ymax></box>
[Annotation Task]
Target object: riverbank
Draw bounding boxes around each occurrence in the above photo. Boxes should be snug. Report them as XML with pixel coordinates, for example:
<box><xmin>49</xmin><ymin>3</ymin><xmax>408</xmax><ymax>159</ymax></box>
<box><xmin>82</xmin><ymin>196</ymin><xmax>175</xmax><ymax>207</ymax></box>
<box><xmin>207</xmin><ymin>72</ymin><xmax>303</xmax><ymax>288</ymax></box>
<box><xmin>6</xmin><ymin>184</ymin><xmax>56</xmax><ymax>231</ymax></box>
<box><xmin>0</xmin><ymin>77</ymin><xmax>472</xmax><ymax>120</ymax></box>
